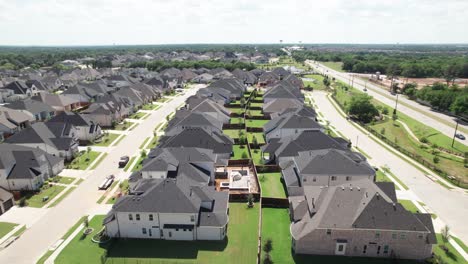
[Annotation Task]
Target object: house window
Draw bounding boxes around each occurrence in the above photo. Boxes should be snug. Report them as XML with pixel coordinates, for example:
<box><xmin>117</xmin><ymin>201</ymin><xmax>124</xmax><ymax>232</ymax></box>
<box><xmin>190</xmin><ymin>215</ymin><xmax>195</xmax><ymax>222</ymax></box>
<box><xmin>128</xmin><ymin>214</ymin><xmax>133</xmax><ymax>221</ymax></box>
<box><xmin>169</xmin><ymin>232</ymin><xmax>172</xmax><ymax>238</ymax></box>
<box><xmin>183</xmin><ymin>229</ymin><xmax>186</xmax><ymax>231</ymax></box>
<box><xmin>149</xmin><ymin>214</ymin><xmax>153</xmax><ymax>221</ymax></box>
<box><xmin>142</xmin><ymin>228</ymin><xmax>147</xmax><ymax>234</ymax></box>
<box><xmin>383</xmin><ymin>245</ymin><xmax>389</xmax><ymax>254</ymax></box>
<box><xmin>392</xmin><ymin>233</ymin><xmax>397</xmax><ymax>239</ymax></box>
<box><xmin>377</xmin><ymin>246</ymin><xmax>381</xmax><ymax>254</ymax></box>
<box><xmin>326</xmin><ymin>229</ymin><xmax>331</xmax><ymax>235</ymax></box>
<box><xmin>312</xmin><ymin>177</ymin><xmax>317</xmax><ymax>182</ymax></box>
<box><xmin>363</xmin><ymin>245</ymin><xmax>367</xmax><ymax>254</ymax></box>
<box><xmin>136</xmin><ymin>214</ymin><xmax>140</xmax><ymax>221</ymax></box>
<box><xmin>418</xmin><ymin>234</ymin><xmax>424</xmax><ymax>239</ymax></box>
<box><xmin>400</xmin><ymin>233</ymin><xmax>406</xmax><ymax>240</ymax></box>
<box><xmin>176</xmin><ymin>229</ymin><xmax>179</xmax><ymax>231</ymax></box>
<box><xmin>375</xmin><ymin>232</ymin><xmax>381</xmax><ymax>239</ymax></box>
<box><xmin>346</xmin><ymin>176</ymin><xmax>352</xmax><ymax>181</ymax></box>
<box><xmin>331</xmin><ymin>176</ymin><xmax>337</xmax><ymax>181</ymax></box>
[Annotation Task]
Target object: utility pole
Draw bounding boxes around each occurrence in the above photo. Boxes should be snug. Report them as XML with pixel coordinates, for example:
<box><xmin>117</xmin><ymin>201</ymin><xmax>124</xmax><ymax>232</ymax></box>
<box><xmin>356</xmin><ymin>135</ymin><xmax>359</xmax><ymax>148</ymax></box>
<box><xmin>393</xmin><ymin>94</ymin><xmax>399</xmax><ymax>114</ymax></box>
<box><xmin>452</xmin><ymin>120</ymin><xmax>459</xmax><ymax>147</ymax></box>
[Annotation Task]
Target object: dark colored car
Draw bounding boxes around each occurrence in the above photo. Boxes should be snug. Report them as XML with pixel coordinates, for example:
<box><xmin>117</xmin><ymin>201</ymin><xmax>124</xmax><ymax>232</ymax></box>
<box><xmin>455</xmin><ymin>133</ymin><xmax>465</xmax><ymax>140</ymax></box>
<box><xmin>118</xmin><ymin>156</ymin><xmax>130</xmax><ymax>168</ymax></box>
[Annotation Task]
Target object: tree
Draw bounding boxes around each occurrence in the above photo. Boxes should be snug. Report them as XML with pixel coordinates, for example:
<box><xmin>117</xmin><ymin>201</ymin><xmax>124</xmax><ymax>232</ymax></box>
<box><xmin>240</xmin><ymin>97</ymin><xmax>246</xmax><ymax>108</ymax></box>
<box><xmin>252</xmin><ymin>136</ymin><xmax>258</xmax><ymax>148</ymax></box>
<box><xmin>323</xmin><ymin>76</ymin><xmax>331</xmax><ymax>87</ymax></box>
<box><xmin>84</xmin><ymin>217</ymin><xmax>89</xmax><ymax>228</ymax></box>
<box><xmin>86</xmin><ymin>146</ymin><xmax>91</xmax><ymax>161</ymax></box>
<box><xmin>241</xmin><ymin>151</ymin><xmax>248</xmax><ymax>159</ymax></box>
<box><xmin>450</xmin><ymin>94</ymin><xmax>468</xmax><ymax>115</ymax></box>
<box><xmin>140</xmin><ymin>150</ymin><xmax>147</xmax><ymax>158</ymax></box>
<box><xmin>247</xmin><ymin>193</ymin><xmax>254</xmax><ymax>208</ymax></box>
<box><xmin>441</xmin><ymin>225</ymin><xmax>450</xmax><ymax>244</ymax></box>
<box><xmin>433</xmin><ymin>156</ymin><xmax>440</xmax><ymax>164</ymax></box>
<box><xmin>381</xmin><ymin>107</ymin><xmax>389</xmax><ymax>115</ymax></box>
<box><xmin>443</xmin><ymin>64</ymin><xmax>458</xmax><ymax>86</ymax></box>
<box><xmin>392</xmin><ymin>113</ymin><xmax>398</xmax><ymax>124</ymax></box>
<box><xmin>263</xmin><ymin>238</ymin><xmax>273</xmax><ymax>253</ymax></box>
<box><xmin>263</xmin><ymin>253</ymin><xmax>273</xmax><ymax>264</ymax></box>
<box><xmin>346</xmin><ymin>94</ymin><xmax>378</xmax><ymax>123</ymax></box>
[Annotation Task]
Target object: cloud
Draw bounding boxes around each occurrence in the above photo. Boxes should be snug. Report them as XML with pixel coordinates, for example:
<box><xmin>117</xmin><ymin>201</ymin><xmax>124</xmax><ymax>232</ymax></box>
<box><xmin>0</xmin><ymin>0</ymin><xmax>467</xmax><ymax>45</ymax></box>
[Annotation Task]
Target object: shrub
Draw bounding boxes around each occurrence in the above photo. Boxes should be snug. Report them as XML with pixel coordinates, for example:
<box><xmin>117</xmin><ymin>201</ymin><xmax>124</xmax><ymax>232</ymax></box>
<box><xmin>263</xmin><ymin>238</ymin><xmax>273</xmax><ymax>253</ymax></box>
<box><xmin>380</xmin><ymin>128</ymin><xmax>386</xmax><ymax>135</ymax></box>
<box><xmin>420</xmin><ymin>137</ymin><xmax>428</xmax><ymax>143</ymax></box>
<box><xmin>433</xmin><ymin>156</ymin><xmax>440</xmax><ymax>164</ymax></box>
<box><xmin>19</xmin><ymin>197</ymin><xmax>27</xmax><ymax>207</ymax></box>
<box><xmin>241</xmin><ymin>152</ymin><xmax>248</xmax><ymax>159</ymax></box>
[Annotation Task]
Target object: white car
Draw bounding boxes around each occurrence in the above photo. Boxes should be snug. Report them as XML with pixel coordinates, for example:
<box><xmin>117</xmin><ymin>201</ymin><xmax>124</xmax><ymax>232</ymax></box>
<box><xmin>98</xmin><ymin>175</ymin><xmax>115</xmax><ymax>190</ymax></box>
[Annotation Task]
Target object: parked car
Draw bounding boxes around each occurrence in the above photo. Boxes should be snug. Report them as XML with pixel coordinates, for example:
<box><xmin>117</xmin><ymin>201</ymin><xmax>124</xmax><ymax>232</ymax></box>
<box><xmin>455</xmin><ymin>133</ymin><xmax>465</xmax><ymax>140</ymax></box>
<box><xmin>363</xmin><ymin>88</ymin><xmax>368</xmax><ymax>92</ymax></box>
<box><xmin>99</xmin><ymin>175</ymin><xmax>115</xmax><ymax>190</ymax></box>
<box><xmin>118</xmin><ymin>156</ymin><xmax>130</xmax><ymax>168</ymax></box>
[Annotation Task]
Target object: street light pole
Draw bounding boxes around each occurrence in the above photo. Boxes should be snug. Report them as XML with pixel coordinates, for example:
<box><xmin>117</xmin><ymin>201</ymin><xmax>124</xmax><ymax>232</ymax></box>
<box><xmin>452</xmin><ymin>120</ymin><xmax>459</xmax><ymax>147</ymax></box>
<box><xmin>393</xmin><ymin>94</ymin><xmax>399</xmax><ymax>115</ymax></box>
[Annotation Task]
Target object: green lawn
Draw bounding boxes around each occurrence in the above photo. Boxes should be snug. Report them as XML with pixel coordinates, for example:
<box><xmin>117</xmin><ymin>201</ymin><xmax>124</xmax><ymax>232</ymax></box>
<box><xmin>231</xmin><ymin>145</ymin><xmax>249</xmax><ymax>160</ymax></box>
<box><xmin>250</xmin><ymin>102</ymin><xmax>263</xmax><ymax>108</ymax></box>
<box><xmin>157</xmin><ymin>97</ymin><xmax>169</xmax><ymax>103</ymax></box>
<box><xmin>247</xmin><ymin>110</ymin><xmax>263</xmax><ymax>117</ymax></box>
<box><xmin>321</xmin><ymin>61</ymin><xmax>344</xmax><ymax>72</ymax></box>
<box><xmin>90</xmin><ymin>153</ymin><xmax>108</xmax><ymax>170</ymax></box>
<box><xmin>247</xmin><ymin>132</ymin><xmax>265</xmax><ymax>145</ymax></box>
<box><xmin>148</xmin><ymin>136</ymin><xmax>159</xmax><ymax>148</ymax></box>
<box><xmin>24</xmin><ymin>185</ymin><xmax>66</xmax><ymax>208</ymax></box>
<box><xmin>67</xmin><ymin>151</ymin><xmax>101</xmax><ymax>170</ymax></box>
<box><xmin>113</xmin><ymin>121</ymin><xmax>132</xmax><ymax>131</ymax></box>
<box><xmin>261</xmin><ymin>208</ymin><xmax>420</xmax><ymax>264</ymax></box>
<box><xmin>229</xmin><ymin>118</ymin><xmax>244</xmax><ymax>124</ymax></box>
<box><xmin>222</xmin><ymin>129</ymin><xmax>243</xmax><ymax>139</ymax></box>
<box><xmin>398</xmin><ymin>200</ymin><xmax>420</xmax><ymax>214</ymax></box>
<box><xmin>0</xmin><ymin>222</ymin><xmax>17</xmax><ymax>239</ymax></box>
<box><xmin>128</xmin><ymin>112</ymin><xmax>146</xmax><ymax>120</ymax></box>
<box><xmin>139</xmin><ymin>137</ymin><xmax>150</xmax><ymax>149</ymax></box>
<box><xmin>433</xmin><ymin>234</ymin><xmax>467</xmax><ymax>264</ymax></box>
<box><xmin>93</xmin><ymin>133</ymin><xmax>119</xmax><ymax>147</ymax></box>
<box><xmin>228</xmin><ymin>108</ymin><xmax>245</xmax><ymax>115</ymax></box>
<box><xmin>56</xmin><ymin>203</ymin><xmax>258</xmax><ymax>264</ymax></box>
<box><xmin>259</xmin><ymin>172</ymin><xmax>286</xmax><ymax>198</ymax></box>
<box><xmin>452</xmin><ymin>236</ymin><xmax>468</xmax><ymax>255</ymax></box>
<box><xmin>375</xmin><ymin>171</ymin><xmax>400</xmax><ymax>190</ymax></box>
<box><xmin>246</xmin><ymin>119</ymin><xmax>269</xmax><ymax>128</ymax></box>
<box><xmin>303</xmin><ymin>74</ymin><xmax>326</xmax><ymax>90</ymax></box>
<box><xmin>48</xmin><ymin>187</ymin><xmax>76</xmax><ymax>208</ymax></box>
<box><xmin>251</xmin><ymin>149</ymin><xmax>264</xmax><ymax>165</ymax></box>
<box><xmin>52</xmin><ymin>176</ymin><xmax>76</xmax><ymax>185</ymax></box>
<box><xmin>124</xmin><ymin>156</ymin><xmax>136</xmax><ymax>172</ymax></box>
<box><xmin>141</xmin><ymin>104</ymin><xmax>159</xmax><ymax>110</ymax></box>
<box><xmin>131</xmin><ymin>156</ymin><xmax>146</xmax><ymax>172</ymax></box>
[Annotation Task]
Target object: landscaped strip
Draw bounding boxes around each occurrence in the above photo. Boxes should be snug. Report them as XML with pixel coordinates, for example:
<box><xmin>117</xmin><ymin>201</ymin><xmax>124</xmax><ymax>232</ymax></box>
<box><xmin>48</xmin><ymin>187</ymin><xmax>77</xmax><ymax>208</ymax></box>
<box><xmin>90</xmin><ymin>153</ymin><xmax>108</xmax><ymax>170</ymax></box>
<box><xmin>0</xmin><ymin>222</ymin><xmax>18</xmax><ymax>239</ymax></box>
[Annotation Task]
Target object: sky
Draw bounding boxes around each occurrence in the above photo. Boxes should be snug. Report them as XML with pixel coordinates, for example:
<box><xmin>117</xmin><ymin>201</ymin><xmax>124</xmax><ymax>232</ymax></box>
<box><xmin>0</xmin><ymin>0</ymin><xmax>467</xmax><ymax>46</ymax></box>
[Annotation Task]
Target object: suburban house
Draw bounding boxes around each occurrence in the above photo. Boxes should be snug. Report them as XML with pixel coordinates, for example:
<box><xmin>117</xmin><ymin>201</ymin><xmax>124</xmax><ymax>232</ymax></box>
<box><xmin>104</xmin><ymin>147</ymin><xmax>229</xmax><ymax>241</ymax></box>
<box><xmin>6</xmin><ymin>98</ymin><xmax>56</xmax><ymax>122</ymax></box>
<box><xmin>33</xmin><ymin>92</ymin><xmax>82</xmax><ymax>112</ymax></box>
<box><xmin>164</xmin><ymin>110</ymin><xmax>223</xmax><ymax>137</ymax></box>
<box><xmin>264</xmin><ymin>112</ymin><xmax>322</xmax><ymax>141</ymax></box>
<box><xmin>185</xmin><ymin>96</ymin><xmax>231</xmax><ymax>124</ymax></box>
<box><xmin>5</xmin><ymin>122</ymin><xmax>79</xmax><ymax>161</ymax></box>
<box><xmin>0</xmin><ymin>106</ymin><xmax>34</xmax><ymax>139</ymax></box>
<box><xmin>208</xmin><ymin>78</ymin><xmax>246</xmax><ymax>99</ymax></box>
<box><xmin>289</xmin><ymin>179</ymin><xmax>436</xmax><ymax>259</ymax></box>
<box><xmin>41</xmin><ymin>75</ymin><xmax>64</xmax><ymax>91</ymax></box>
<box><xmin>0</xmin><ymin>187</ymin><xmax>14</xmax><ymax>215</ymax></box>
<box><xmin>0</xmin><ymin>143</ymin><xmax>64</xmax><ymax>191</ymax></box>
<box><xmin>48</xmin><ymin>111</ymin><xmax>102</xmax><ymax>144</ymax></box>
<box><xmin>258</xmin><ymin>72</ymin><xmax>280</xmax><ymax>86</ymax></box>
<box><xmin>2</xmin><ymin>80</ymin><xmax>38</xmax><ymax>97</ymax></box>
<box><xmin>192</xmin><ymin>73</ymin><xmax>214</xmax><ymax>84</ymax></box>
<box><xmin>231</xmin><ymin>69</ymin><xmax>257</xmax><ymax>85</ymax></box>
<box><xmin>82</xmin><ymin>94</ymin><xmax>134</xmax><ymax>127</ymax></box>
<box><xmin>263</xmin><ymin>80</ymin><xmax>304</xmax><ymax>104</ymax></box>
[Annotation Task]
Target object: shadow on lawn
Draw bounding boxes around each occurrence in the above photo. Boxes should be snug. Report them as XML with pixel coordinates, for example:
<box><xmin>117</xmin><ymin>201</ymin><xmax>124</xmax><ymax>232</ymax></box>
<box><xmin>103</xmin><ymin>237</ymin><xmax>228</xmax><ymax>260</ymax></box>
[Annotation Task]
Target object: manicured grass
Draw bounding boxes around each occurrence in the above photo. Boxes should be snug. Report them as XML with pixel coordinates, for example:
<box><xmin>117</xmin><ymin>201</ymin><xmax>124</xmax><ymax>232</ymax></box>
<box><xmin>228</xmin><ymin>108</ymin><xmax>245</xmax><ymax>115</ymax></box>
<box><xmin>261</xmin><ymin>208</ymin><xmax>420</xmax><ymax>264</ymax></box>
<box><xmin>53</xmin><ymin>176</ymin><xmax>76</xmax><ymax>185</ymax></box>
<box><xmin>250</xmin><ymin>149</ymin><xmax>264</xmax><ymax>165</ymax></box>
<box><xmin>76</xmin><ymin>179</ymin><xmax>84</xmax><ymax>185</ymax></box>
<box><xmin>113</xmin><ymin>121</ymin><xmax>132</xmax><ymax>131</ymax></box>
<box><xmin>247</xmin><ymin>110</ymin><xmax>263</xmax><ymax>117</ymax></box>
<box><xmin>90</xmin><ymin>153</ymin><xmax>108</xmax><ymax>170</ymax></box>
<box><xmin>433</xmin><ymin>234</ymin><xmax>467</xmax><ymax>264</ymax></box>
<box><xmin>452</xmin><ymin>236</ymin><xmax>468</xmax><ymax>254</ymax></box>
<box><xmin>113</xmin><ymin>135</ymin><xmax>125</xmax><ymax>146</ymax></box>
<box><xmin>231</xmin><ymin>145</ymin><xmax>249</xmax><ymax>160</ymax></box>
<box><xmin>106</xmin><ymin>180</ymin><xmax>129</xmax><ymax>205</ymax></box>
<box><xmin>321</xmin><ymin>61</ymin><xmax>344</xmax><ymax>72</ymax></box>
<box><xmin>157</xmin><ymin>97</ymin><xmax>169</xmax><ymax>103</ymax></box>
<box><xmin>247</xmin><ymin>132</ymin><xmax>265</xmax><ymax>145</ymax></box>
<box><xmin>303</xmin><ymin>74</ymin><xmax>326</xmax><ymax>90</ymax></box>
<box><xmin>93</xmin><ymin>133</ymin><xmax>119</xmax><ymax>147</ymax></box>
<box><xmin>128</xmin><ymin>112</ymin><xmax>146</xmax><ymax>119</ymax></box>
<box><xmin>37</xmin><ymin>250</ymin><xmax>54</xmax><ymax>264</ymax></box>
<box><xmin>259</xmin><ymin>172</ymin><xmax>286</xmax><ymax>198</ymax></box>
<box><xmin>131</xmin><ymin>156</ymin><xmax>146</xmax><ymax>172</ymax></box>
<box><xmin>250</xmin><ymin>102</ymin><xmax>263</xmax><ymax>108</ymax></box>
<box><xmin>381</xmin><ymin>168</ymin><xmax>410</xmax><ymax>190</ymax></box>
<box><xmin>141</xmin><ymin>104</ymin><xmax>159</xmax><ymax>110</ymax></box>
<box><xmin>154</xmin><ymin>122</ymin><xmax>164</xmax><ymax>131</ymax></box>
<box><xmin>24</xmin><ymin>185</ymin><xmax>66</xmax><ymax>208</ymax></box>
<box><xmin>139</xmin><ymin>137</ymin><xmax>150</xmax><ymax>149</ymax></box>
<box><xmin>12</xmin><ymin>225</ymin><xmax>26</xmax><ymax>237</ymax></box>
<box><xmin>0</xmin><ymin>222</ymin><xmax>18</xmax><ymax>239</ymax></box>
<box><xmin>246</xmin><ymin>119</ymin><xmax>269</xmax><ymax>128</ymax></box>
<box><xmin>375</xmin><ymin>171</ymin><xmax>400</xmax><ymax>190</ymax></box>
<box><xmin>48</xmin><ymin>187</ymin><xmax>76</xmax><ymax>208</ymax></box>
<box><xmin>55</xmin><ymin>215</ymin><xmax>108</xmax><ymax>264</ymax></box>
<box><xmin>398</xmin><ymin>200</ymin><xmax>420</xmax><ymax>213</ymax></box>
<box><xmin>222</xmin><ymin>129</ymin><xmax>243</xmax><ymax>139</ymax></box>
<box><xmin>148</xmin><ymin>136</ymin><xmax>158</xmax><ymax>148</ymax></box>
<box><xmin>229</xmin><ymin>117</ymin><xmax>244</xmax><ymax>124</ymax></box>
<box><xmin>56</xmin><ymin>203</ymin><xmax>258</xmax><ymax>264</ymax></box>
<box><xmin>68</xmin><ymin>151</ymin><xmax>101</xmax><ymax>170</ymax></box>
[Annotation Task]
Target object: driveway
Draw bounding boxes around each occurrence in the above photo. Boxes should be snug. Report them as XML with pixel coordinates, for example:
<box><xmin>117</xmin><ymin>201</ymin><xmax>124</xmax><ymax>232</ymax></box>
<box><xmin>306</xmin><ymin>60</ymin><xmax>468</xmax><ymax>146</ymax></box>
<box><xmin>0</xmin><ymin>86</ymin><xmax>201</xmax><ymax>264</ymax></box>
<box><xmin>309</xmin><ymin>91</ymin><xmax>468</xmax><ymax>244</ymax></box>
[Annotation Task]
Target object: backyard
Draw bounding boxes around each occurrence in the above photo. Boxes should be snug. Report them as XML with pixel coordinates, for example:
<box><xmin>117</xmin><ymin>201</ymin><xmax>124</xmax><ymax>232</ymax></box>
<box><xmin>258</xmin><ymin>172</ymin><xmax>286</xmax><ymax>198</ymax></box>
<box><xmin>231</xmin><ymin>145</ymin><xmax>249</xmax><ymax>160</ymax></box>
<box><xmin>55</xmin><ymin>203</ymin><xmax>259</xmax><ymax>264</ymax></box>
<box><xmin>246</xmin><ymin>119</ymin><xmax>269</xmax><ymax>128</ymax></box>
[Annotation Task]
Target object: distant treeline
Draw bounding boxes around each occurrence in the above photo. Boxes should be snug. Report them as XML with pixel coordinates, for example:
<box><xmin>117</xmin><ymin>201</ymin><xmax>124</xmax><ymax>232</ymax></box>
<box><xmin>403</xmin><ymin>82</ymin><xmax>468</xmax><ymax>115</ymax></box>
<box><xmin>129</xmin><ymin>60</ymin><xmax>256</xmax><ymax>72</ymax></box>
<box><xmin>0</xmin><ymin>44</ymin><xmax>284</xmax><ymax>70</ymax></box>
<box><xmin>292</xmin><ymin>51</ymin><xmax>468</xmax><ymax>78</ymax></box>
